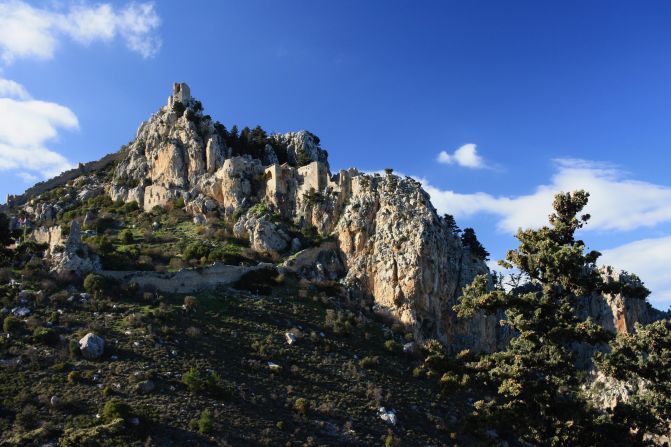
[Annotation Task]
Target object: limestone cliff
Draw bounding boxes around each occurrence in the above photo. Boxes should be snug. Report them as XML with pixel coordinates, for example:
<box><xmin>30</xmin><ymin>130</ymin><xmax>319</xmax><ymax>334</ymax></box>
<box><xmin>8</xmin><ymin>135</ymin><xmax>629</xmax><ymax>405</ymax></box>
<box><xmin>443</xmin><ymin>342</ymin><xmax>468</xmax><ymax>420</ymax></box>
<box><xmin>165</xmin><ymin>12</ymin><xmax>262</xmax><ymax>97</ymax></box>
<box><xmin>13</xmin><ymin>82</ymin><xmax>663</xmax><ymax>353</ymax></box>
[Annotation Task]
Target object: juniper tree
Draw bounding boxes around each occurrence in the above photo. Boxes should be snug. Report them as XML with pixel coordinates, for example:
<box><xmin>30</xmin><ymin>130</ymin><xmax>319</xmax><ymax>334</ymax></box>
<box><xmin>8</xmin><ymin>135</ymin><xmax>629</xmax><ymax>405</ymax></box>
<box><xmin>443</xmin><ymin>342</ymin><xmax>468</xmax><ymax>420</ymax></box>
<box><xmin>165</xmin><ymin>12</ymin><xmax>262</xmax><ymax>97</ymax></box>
<box><xmin>460</xmin><ymin>227</ymin><xmax>489</xmax><ymax>261</ymax></box>
<box><xmin>0</xmin><ymin>212</ymin><xmax>11</xmax><ymax>246</ymax></box>
<box><xmin>596</xmin><ymin>319</ymin><xmax>671</xmax><ymax>444</ymax></box>
<box><xmin>454</xmin><ymin>191</ymin><xmax>625</xmax><ymax>446</ymax></box>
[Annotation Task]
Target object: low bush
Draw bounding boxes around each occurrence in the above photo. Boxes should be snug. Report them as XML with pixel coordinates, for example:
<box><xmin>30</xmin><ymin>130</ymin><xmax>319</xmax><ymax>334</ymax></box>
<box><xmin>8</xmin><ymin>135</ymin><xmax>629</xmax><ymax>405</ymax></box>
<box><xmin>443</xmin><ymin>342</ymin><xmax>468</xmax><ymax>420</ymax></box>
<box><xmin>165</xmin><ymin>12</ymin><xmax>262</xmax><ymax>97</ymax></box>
<box><xmin>294</xmin><ymin>397</ymin><xmax>309</xmax><ymax>415</ymax></box>
<box><xmin>101</xmin><ymin>398</ymin><xmax>131</xmax><ymax>423</ymax></box>
<box><xmin>3</xmin><ymin>316</ymin><xmax>22</xmax><ymax>333</ymax></box>
<box><xmin>182</xmin><ymin>367</ymin><xmax>231</xmax><ymax>399</ymax></box>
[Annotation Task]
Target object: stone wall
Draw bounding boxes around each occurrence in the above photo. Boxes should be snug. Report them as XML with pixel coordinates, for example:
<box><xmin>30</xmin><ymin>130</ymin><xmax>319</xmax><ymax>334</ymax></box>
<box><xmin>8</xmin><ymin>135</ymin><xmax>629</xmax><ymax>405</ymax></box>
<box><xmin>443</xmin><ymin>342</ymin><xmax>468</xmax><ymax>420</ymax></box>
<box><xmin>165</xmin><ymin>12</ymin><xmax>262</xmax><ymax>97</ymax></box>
<box><xmin>143</xmin><ymin>185</ymin><xmax>171</xmax><ymax>212</ymax></box>
<box><xmin>100</xmin><ymin>262</ymin><xmax>275</xmax><ymax>294</ymax></box>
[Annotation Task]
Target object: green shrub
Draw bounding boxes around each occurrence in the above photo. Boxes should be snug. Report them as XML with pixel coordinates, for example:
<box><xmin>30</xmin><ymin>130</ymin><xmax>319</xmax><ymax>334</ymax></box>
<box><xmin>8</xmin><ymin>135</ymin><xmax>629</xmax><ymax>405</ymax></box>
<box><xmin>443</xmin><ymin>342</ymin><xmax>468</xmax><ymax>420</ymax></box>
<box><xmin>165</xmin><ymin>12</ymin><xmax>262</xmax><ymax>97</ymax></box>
<box><xmin>121</xmin><ymin>201</ymin><xmax>139</xmax><ymax>213</ymax></box>
<box><xmin>119</xmin><ymin>230</ymin><xmax>134</xmax><ymax>244</ymax></box>
<box><xmin>183</xmin><ymin>242</ymin><xmax>210</xmax><ymax>261</ymax></box>
<box><xmin>3</xmin><ymin>316</ymin><xmax>22</xmax><ymax>333</ymax></box>
<box><xmin>67</xmin><ymin>371</ymin><xmax>81</xmax><ymax>383</ymax></box>
<box><xmin>358</xmin><ymin>356</ymin><xmax>380</xmax><ymax>369</ymax></box>
<box><xmin>101</xmin><ymin>398</ymin><xmax>131</xmax><ymax>423</ymax></box>
<box><xmin>195</xmin><ymin>409</ymin><xmax>213</xmax><ymax>434</ymax></box>
<box><xmin>83</xmin><ymin>273</ymin><xmax>106</xmax><ymax>295</ymax></box>
<box><xmin>68</xmin><ymin>339</ymin><xmax>80</xmax><ymax>357</ymax></box>
<box><xmin>33</xmin><ymin>326</ymin><xmax>58</xmax><ymax>345</ymax></box>
<box><xmin>384</xmin><ymin>339</ymin><xmax>400</xmax><ymax>353</ymax></box>
<box><xmin>182</xmin><ymin>367</ymin><xmax>230</xmax><ymax>398</ymax></box>
<box><xmin>294</xmin><ymin>397</ymin><xmax>309</xmax><ymax>415</ymax></box>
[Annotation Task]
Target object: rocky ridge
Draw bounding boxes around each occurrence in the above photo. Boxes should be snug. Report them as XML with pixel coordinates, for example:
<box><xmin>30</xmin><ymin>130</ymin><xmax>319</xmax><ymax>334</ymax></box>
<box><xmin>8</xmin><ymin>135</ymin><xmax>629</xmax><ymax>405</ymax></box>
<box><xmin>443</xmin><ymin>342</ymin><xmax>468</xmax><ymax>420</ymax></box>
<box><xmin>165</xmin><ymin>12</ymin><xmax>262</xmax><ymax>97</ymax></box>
<box><xmin>12</xmin><ymin>83</ymin><xmax>662</xmax><ymax>352</ymax></box>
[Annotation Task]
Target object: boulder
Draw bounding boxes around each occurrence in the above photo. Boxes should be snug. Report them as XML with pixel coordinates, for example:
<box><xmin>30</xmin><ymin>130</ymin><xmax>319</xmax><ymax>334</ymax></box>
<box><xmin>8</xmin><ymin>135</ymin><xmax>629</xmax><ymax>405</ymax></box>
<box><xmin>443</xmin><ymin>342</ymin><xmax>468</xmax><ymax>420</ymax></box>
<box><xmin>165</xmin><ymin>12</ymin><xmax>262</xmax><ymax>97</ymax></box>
<box><xmin>193</xmin><ymin>214</ymin><xmax>207</xmax><ymax>225</ymax></box>
<box><xmin>135</xmin><ymin>380</ymin><xmax>155</xmax><ymax>394</ymax></box>
<box><xmin>11</xmin><ymin>307</ymin><xmax>31</xmax><ymax>317</ymax></box>
<box><xmin>79</xmin><ymin>333</ymin><xmax>105</xmax><ymax>359</ymax></box>
<box><xmin>234</xmin><ymin>214</ymin><xmax>289</xmax><ymax>257</ymax></box>
<box><xmin>285</xmin><ymin>332</ymin><xmax>297</xmax><ymax>345</ymax></box>
<box><xmin>378</xmin><ymin>407</ymin><xmax>397</xmax><ymax>425</ymax></box>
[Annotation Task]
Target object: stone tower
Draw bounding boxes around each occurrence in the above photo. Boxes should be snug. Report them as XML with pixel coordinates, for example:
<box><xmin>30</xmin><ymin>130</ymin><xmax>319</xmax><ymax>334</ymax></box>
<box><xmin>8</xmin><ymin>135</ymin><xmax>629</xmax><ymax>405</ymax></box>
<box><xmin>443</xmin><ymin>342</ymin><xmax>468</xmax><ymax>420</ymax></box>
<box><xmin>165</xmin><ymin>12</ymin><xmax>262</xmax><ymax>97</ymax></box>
<box><xmin>168</xmin><ymin>82</ymin><xmax>191</xmax><ymax>107</ymax></box>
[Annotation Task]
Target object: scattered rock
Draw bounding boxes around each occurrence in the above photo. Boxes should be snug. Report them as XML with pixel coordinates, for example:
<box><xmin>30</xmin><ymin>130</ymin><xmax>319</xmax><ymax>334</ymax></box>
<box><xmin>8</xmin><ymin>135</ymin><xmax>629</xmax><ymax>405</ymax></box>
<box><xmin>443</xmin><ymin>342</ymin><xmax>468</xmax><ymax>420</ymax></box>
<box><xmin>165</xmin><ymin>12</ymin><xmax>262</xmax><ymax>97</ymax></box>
<box><xmin>403</xmin><ymin>342</ymin><xmax>416</xmax><ymax>354</ymax></box>
<box><xmin>50</xmin><ymin>395</ymin><xmax>63</xmax><ymax>408</ymax></box>
<box><xmin>11</xmin><ymin>307</ymin><xmax>31</xmax><ymax>317</ymax></box>
<box><xmin>378</xmin><ymin>407</ymin><xmax>397</xmax><ymax>425</ymax></box>
<box><xmin>193</xmin><ymin>213</ymin><xmax>207</xmax><ymax>225</ymax></box>
<box><xmin>135</xmin><ymin>380</ymin><xmax>155</xmax><ymax>394</ymax></box>
<box><xmin>285</xmin><ymin>332</ymin><xmax>297</xmax><ymax>345</ymax></box>
<box><xmin>79</xmin><ymin>333</ymin><xmax>105</xmax><ymax>360</ymax></box>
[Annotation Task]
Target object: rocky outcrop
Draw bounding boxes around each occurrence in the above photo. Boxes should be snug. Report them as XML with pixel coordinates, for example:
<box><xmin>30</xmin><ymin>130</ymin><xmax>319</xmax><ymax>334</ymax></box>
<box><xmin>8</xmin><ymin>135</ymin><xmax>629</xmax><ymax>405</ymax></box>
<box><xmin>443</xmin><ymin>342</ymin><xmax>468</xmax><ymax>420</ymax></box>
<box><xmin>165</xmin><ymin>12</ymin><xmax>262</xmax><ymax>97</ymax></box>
<box><xmin>32</xmin><ymin>225</ymin><xmax>64</xmax><ymax>254</ymax></box>
<box><xmin>14</xmin><ymin>82</ymin><xmax>659</xmax><ymax>355</ymax></box>
<box><xmin>580</xmin><ymin>266</ymin><xmax>664</xmax><ymax>334</ymax></box>
<box><xmin>50</xmin><ymin>221</ymin><xmax>102</xmax><ymax>279</ymax></box>
<box><xmin>281</xmin><ymin>242</ymin><xmax>346</xmax><ymax>282</ymax></box>
<box><xmin>334</xmin><ymin>173</ymin><xmax>500</xmax><ymax>351</ymax></box>
<box><xmin>233</xmin><ymin>212</ymin><xmax>291</xmax><ymax>258</ymax></box>
<box><xmin>79</xmin><ymin>332</ymin><xmax>105</xmax><ymax>359</ymax></box>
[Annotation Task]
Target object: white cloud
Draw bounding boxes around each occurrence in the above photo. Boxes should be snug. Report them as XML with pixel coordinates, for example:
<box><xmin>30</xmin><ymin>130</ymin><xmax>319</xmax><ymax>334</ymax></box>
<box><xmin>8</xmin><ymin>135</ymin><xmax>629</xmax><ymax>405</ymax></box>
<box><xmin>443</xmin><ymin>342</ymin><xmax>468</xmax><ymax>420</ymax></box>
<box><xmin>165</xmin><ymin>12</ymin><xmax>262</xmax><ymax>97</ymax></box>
<box><xmin>437</xmin><ymin>143</ymin><xmax>487</xmax><ymax>168</ymax></box>
<box><xmin>16</xmin><ymin>171</ymin><xmax>38</xmax><ymax>183</ymax></box>
<box><xmin>0</xmin><ymin>80</ymin><xmax>77</xmax><ymax>178</ymax></box>
<box><xmin>0</xmin><ymin>78</ymin><xmax>30</xmax><ymax>99</ymax></box>
<box><xmin>0</xmin><ymin>0</ymin><xmax>161</xmax><ymax>63</ymax></box>
<box><xmin>423</xmin><ymin>158</ymin><xmax>671</xmax><ymax>233</ymax></box>
<box><xmin>600</xmin><ymin>236</ymin><xmax>671</xmax><ymax>309</ymax></box>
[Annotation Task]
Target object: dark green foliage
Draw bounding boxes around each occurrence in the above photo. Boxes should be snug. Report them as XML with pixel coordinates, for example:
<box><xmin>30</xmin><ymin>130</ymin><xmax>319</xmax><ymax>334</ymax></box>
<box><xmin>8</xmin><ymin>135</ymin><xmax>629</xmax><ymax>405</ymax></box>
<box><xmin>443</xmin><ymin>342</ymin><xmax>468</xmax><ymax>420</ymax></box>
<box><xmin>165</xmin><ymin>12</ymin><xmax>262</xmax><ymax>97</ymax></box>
<box><xmin>0</xmin><ymin>213</ymin><xmax>11</xmax><ymax>246</ymax></box>
<box><xmin>295</xmin><ymin>148</ymin><xmax>312</xmax><ymax>167</ymax></box>
<box><xmin>293</xmin><ymin>397</ymin><xmax>309</xmax><ymax>415</ymax></box>
<box><xmin>120</xmin><ymin>201</ymin><xmax>139</xmax><ymax>214</ymax></box>
<box><xmin>182</xmin><ymin>367</ymin><xmax>230</xmax><ymax>399</ymax></box>
<box><xmin>97</xmin><ymin>236</ymin><xmax>114</xmax><ymax>256</ymax></box>
<box><xmin>443</xmin><ymin>214</ymin><xmax>461</xmax><ymax>236</ymax></box>
<box><xmin>460</xmin><ymin>228</ymin><xmax>489</xmax><ymax>261</ymax></box>
<box><xmin>101</xmin><ymin>398</ymin><xmax>132</xmax><ymax>423</ymax></box>
<box><xmin>172</xmin><ymin>100</ymin><xmax>186</xmax><ymax>118</ymax></box>
<box><xmin>194</xmin><ymin>408</ymin><xmax>213</xmax><ymax>434</ymax></box>
<box><xmin>596</xmin><ymin>319</ymin><xmax>671</xmax><ymax>443</ymax></box>
<box><xmin>454</xmin><ymin>191</ymin><xmax>619</xmax><ymax>446</ymax></box>
<box><xmin>119</xmin><ymin>229</ymin><xmax>134</xmax><ymax>244</ymax></box>
<box><xmin>83</xmin><ymin>273</ymin><xmax>107</xmax><ymax>295</ymax></box>
<box><xmin>183</xmin><ymin>241</ymin><xmax>210</xmax><ymax>261</ymax></box>
<box><xmin>3</xmin><ymin>315</ymin><xmax>22</xmax><ymax>333</ymax></box>
<box><xmin>233</xmin><ymin>266</ymin><xmax>279</xmax><ymax>295</ymax></box>
<box><xmin>33</xmin><ymin>326</ymin><xmax>58</xmax><ymax>345</ymax></box>
<box><xmin>95</xmin><ymin>216</ymin><xmax>116</xmax><ymax>233</ymax></box>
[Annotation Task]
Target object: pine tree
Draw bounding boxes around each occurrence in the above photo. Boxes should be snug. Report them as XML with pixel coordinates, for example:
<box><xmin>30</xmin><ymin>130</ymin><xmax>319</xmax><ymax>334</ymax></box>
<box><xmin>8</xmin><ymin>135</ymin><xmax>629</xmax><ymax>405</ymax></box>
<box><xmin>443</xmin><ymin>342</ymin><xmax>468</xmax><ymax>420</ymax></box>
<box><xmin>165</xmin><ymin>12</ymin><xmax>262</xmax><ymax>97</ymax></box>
<box><xmin>460</xmin><ymin>227</ymin><xmax>489</xmax><ymax>260</ymax></box>
<box><xmin>443</xmin><ymin>214</ymin><xmax>461</xmax><ymax>236</ymax></box>
<box><xmin>454</xmin><ymin>191</ymin><xmax>624</xmax><ymax>446</ymax></box>
<box><xmin>0</xmin><ymin>213</ymin><xmax>11</xmax><ymax>246</ymax></box>
<box><xmin>596</xmin><ymin>319</ymin><xmax>671</xmax><ymax>443</ymax></box>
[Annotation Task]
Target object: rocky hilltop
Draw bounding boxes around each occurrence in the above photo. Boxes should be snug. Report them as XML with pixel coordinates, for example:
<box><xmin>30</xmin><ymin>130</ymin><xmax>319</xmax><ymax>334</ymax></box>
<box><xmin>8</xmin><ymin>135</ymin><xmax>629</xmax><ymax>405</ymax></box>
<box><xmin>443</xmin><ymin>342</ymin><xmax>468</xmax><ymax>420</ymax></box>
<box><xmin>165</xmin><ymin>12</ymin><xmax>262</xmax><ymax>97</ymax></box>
<box><xmin>6</xmin><ymin>83</ymin><xmax>661</xmax><ymax>352</ymax></box>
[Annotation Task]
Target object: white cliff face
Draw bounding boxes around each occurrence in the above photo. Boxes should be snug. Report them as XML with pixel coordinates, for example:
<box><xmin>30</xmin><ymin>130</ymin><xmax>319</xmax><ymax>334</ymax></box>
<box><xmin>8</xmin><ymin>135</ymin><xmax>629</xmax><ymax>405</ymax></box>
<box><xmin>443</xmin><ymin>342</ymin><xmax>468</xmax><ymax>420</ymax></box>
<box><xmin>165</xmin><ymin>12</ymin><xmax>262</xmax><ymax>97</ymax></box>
<box><xmin>333</xmin><ymin>174</ymin><xmax>500</xmax><ymax>351</ymax></box>
<box><xmin>579</xmin><ymin>266</ymin><xmax>660</xmax><ymax>334</ymax></box>
<box><xmin>271</xmin><ymin>131</ymin><xmax>329</xmax><ymax>169</ymax></box>
<box><xmin>105</xmin><ymin>83</ymin><xmax>660</xmax><ymax>352</ymax></box>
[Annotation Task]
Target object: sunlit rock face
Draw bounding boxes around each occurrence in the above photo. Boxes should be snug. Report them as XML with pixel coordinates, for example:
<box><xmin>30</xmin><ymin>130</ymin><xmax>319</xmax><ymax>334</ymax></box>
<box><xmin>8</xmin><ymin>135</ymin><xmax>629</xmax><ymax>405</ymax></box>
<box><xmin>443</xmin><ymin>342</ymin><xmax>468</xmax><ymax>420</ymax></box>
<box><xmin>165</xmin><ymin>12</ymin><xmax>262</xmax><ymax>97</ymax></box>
<box><xmin>102</xmin><ymin>83</ymin><xmax>666</xmax><ymax>351</ymax></box>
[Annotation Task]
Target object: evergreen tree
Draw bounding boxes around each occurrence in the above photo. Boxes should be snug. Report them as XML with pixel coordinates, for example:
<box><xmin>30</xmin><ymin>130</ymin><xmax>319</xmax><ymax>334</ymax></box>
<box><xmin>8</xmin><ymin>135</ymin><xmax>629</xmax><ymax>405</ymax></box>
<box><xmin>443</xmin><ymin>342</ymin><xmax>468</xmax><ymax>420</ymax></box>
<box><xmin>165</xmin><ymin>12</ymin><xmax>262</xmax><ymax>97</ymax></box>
<box><xmin>443</xmin><ymin>214</ymin><xmax>461</xmax><ymax>236</ymax></box>
<box><xmin>0</xmin><ymin>212</ymin><xmax>11</xmax><ymax>246</ymax></box>
<box><xmin>596</xmin><ymin>319</ymin><xmax>671</xmax><ymax>444</ymax></box>
<box><xmin>461</xmin><ymin>227</ymin><xmax>489</xmax><ymax>260</ymax></box>
<box><xmin>454</xmin><ymin>191</ymin><xmax>623</xmax><ymax>446</ymax></box>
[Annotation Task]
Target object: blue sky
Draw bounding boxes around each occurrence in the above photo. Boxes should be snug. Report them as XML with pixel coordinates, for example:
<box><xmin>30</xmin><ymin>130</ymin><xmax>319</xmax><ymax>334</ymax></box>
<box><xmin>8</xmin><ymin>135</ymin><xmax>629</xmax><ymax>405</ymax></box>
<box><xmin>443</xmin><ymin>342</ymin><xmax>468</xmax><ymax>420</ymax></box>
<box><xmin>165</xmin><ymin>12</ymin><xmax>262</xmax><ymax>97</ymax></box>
<box><xmin>1</xmin><ymin>1</ymin><xmax>670</xmax><ymax>308</ymax></box>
